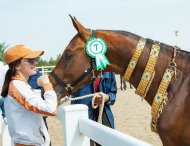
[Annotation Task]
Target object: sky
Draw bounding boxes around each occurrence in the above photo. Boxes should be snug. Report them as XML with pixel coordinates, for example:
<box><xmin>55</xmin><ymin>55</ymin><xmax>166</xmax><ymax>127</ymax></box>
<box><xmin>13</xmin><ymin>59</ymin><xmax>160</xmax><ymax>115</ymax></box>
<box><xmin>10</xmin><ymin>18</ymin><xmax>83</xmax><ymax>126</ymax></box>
<box><xmin>0</xmin><ymin>0</ymin><xmax>189</xmax><ymax>60</ymax></box>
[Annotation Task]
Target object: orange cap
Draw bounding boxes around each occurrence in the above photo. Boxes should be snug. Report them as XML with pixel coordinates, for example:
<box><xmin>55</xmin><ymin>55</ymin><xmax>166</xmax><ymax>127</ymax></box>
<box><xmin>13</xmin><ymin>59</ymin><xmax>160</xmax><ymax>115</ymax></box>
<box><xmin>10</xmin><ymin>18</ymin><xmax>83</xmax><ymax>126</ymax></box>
<box><xmin>4</xmin><ymin>44</ymin><xmax>44</xmax><ymax>64</ymax></box>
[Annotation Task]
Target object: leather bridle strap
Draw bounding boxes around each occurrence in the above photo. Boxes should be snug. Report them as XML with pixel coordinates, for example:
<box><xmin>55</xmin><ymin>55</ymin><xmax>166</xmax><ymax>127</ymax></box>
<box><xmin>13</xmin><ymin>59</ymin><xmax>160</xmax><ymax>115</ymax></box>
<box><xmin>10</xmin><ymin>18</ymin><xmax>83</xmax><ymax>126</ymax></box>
<box><xmin>91</xmin><ymin>29</ymin><xmax>96</xmax><ymax>38</ymax></box>
<box><xmin>70</xmin><ymin>66</ymin><xmax>94</xmax><ymax>87</ymax></box>
<box><xmin>50</xmin><ymin>65</ymin><xmax>94</xmax><ymax>95</ymax></box>
<box><xmin>50</xmin><ymin>29</ymin><xmax>97</xmax><ymax>95</ymax></box>
<box><xmin>51</xmin><ymin>71</ymin><xmax>67</xmax><ymax>88</ymax></box>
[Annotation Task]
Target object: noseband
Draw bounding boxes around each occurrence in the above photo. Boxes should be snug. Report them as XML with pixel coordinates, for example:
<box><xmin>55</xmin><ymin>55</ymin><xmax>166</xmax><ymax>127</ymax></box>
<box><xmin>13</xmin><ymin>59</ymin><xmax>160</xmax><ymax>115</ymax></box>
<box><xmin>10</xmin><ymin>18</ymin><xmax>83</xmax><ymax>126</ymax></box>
<box><xmin>50</xmin><ymin>30</ymin><xmax>98</xmax><ymax>95</ymax></box>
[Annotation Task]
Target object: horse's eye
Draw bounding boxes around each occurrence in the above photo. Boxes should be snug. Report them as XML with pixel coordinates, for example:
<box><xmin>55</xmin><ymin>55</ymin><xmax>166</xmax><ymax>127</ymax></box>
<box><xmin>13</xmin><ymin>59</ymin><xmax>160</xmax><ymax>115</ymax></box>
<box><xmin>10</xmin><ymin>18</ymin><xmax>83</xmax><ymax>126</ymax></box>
<box><xmin>65</xmin><ymin>53</ymin><xmax>73</xmax><ymax>60</ymax></box>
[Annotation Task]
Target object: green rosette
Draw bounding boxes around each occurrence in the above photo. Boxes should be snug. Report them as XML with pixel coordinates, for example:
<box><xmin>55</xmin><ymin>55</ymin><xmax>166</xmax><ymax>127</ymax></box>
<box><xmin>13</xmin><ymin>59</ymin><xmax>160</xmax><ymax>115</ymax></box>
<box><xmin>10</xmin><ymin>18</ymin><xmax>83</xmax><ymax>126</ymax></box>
<box><xmin>86</xmin><ymin>37</ymin><xmax>110</xmax><ymax>70</ymax></box>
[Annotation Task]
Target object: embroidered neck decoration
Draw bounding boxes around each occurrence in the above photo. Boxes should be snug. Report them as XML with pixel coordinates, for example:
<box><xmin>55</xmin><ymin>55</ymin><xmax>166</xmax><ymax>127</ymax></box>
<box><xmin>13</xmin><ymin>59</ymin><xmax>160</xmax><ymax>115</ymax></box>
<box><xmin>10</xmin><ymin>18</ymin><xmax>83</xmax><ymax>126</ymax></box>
<box><xmin>86</xmin><ymin>37</ymin><xmax>110</xmax><ymax>70</ymax></box>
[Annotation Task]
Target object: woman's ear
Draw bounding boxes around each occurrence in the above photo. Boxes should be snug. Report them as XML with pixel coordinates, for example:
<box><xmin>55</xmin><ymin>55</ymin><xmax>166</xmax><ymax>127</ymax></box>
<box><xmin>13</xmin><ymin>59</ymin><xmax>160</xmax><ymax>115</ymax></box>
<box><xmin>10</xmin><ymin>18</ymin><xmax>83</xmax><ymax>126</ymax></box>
<box><xmin>15</xmin><ymin>64</ymin><xmax>20</xmax><ymax>71</ymax></box>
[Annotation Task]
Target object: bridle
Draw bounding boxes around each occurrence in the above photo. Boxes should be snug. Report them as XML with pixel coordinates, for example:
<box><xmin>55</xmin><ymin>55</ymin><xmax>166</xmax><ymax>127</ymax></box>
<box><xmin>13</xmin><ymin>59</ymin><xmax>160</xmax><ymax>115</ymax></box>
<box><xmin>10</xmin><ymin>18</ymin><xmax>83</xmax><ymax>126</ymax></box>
<box><xmin>50</xmin><ymin>30</ymin><xmax>98</xmax><ymax>95</ymax></box>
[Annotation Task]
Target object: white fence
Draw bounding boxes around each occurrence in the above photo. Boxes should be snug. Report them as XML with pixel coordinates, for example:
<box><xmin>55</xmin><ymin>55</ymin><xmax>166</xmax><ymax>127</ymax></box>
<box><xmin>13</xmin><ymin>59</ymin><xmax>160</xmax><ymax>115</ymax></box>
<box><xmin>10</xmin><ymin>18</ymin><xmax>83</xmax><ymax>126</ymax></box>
<box><xmin>36</xmin><ymin>65</ymin><xmax>55</xmax><ymax>75</ymax></box>
<box><xmin>57</xmin><ymin>104</ymin><xmax>152</xmax><ymax>146</ymax></box>
<box><xmin>1</xmin><ymin>105</ymin><xmax>152</xmax><ymax>146</ymax></box>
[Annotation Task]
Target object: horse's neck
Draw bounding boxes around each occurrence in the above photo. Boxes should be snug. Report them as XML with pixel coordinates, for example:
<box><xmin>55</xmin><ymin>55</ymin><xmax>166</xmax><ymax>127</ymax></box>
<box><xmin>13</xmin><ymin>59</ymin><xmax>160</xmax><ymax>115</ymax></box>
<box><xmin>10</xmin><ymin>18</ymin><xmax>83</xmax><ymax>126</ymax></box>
<box><xmin>98</xmin><ymin>30</ymin><xmax>141</xmax><ymax>74</ymax></box>
<box><xmin>126</xmin><ymin>39</ymin><xmax>167</xmax><ymax>105</ymax></box>
<box><xmin>129</xmin><ymin>43</ymin><xmax>190</xmax><ymax>105</ymax></box>
<box><xmin>98</xmin><ymin>30</ymin><xmax>190</xmax><ymax>105</ymax></box>
<box><xmin>103</xmin><ymin>31</ymin><xmax>170</xmax><ymax>104</ymax></box>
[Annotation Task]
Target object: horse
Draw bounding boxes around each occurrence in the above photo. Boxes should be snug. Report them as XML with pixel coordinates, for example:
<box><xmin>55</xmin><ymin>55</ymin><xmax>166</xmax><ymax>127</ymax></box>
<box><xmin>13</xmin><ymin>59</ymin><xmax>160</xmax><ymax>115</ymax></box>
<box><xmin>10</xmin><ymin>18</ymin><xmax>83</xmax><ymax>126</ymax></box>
<box><xmin>120</xmin><ymin>75</ymin><xmax>133</xmax><ymax>90</ymax></box>
<box><xmin>49</xmin><ymin>16</ymin><xmax>190</xmax><ymax>146</ymax></box>
<box><xmin>120</xmin><ymin>75</ymin><xmax>127</xmax><ymax>90</ymax></box>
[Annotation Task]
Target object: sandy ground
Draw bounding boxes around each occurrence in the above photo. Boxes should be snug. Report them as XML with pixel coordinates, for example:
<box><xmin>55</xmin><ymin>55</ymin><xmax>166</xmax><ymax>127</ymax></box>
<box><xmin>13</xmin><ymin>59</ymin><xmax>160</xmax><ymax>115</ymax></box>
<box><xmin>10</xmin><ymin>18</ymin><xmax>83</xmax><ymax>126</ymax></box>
<box><xmin>47</xmin><ymin>75</ymin><xmax>163</xmax><ymax>146</ymax></box>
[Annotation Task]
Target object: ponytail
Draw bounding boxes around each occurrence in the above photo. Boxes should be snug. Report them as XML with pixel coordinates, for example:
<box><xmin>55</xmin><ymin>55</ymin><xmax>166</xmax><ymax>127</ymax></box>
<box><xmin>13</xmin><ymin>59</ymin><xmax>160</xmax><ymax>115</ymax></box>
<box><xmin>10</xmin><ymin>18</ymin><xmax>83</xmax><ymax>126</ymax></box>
<box><xmin>1</xmin><ymin>59</ymin><xmax>21</xmax><ymax>97</ymax></box>
<box><xmin>1</xmin><ymin>69</ymin><xmax>13</xmax><ymax>97</ymax></box>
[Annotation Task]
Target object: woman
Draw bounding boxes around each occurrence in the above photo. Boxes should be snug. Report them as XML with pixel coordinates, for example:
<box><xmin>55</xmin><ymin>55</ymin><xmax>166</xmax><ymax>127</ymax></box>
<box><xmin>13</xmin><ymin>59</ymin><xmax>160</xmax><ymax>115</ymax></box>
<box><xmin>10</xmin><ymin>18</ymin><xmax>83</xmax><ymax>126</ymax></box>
<box><xmin>1</xmin><ymin>44</ymin><xmax>57</xmax><ymax>146</ymax></box>
<box><xmin>71</xmin><ymin>72</ymin><xmax>117</xmax><ymax>146</ymax></box>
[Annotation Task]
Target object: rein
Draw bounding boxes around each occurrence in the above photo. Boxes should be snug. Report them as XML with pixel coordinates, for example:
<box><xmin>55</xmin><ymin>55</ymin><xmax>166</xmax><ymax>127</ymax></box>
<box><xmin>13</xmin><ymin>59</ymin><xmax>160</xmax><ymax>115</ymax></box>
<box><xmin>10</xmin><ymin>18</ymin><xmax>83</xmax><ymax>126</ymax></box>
<box><xmin>123</xmin><ymin>38</ymin><xmax>179</xmax><ymax>132</ymax></box>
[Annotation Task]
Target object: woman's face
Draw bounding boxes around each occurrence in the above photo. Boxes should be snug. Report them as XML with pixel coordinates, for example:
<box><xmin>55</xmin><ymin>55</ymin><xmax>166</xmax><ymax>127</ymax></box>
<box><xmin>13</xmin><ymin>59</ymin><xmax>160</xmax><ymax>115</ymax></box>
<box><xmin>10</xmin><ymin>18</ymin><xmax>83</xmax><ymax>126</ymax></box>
<box><xmin>17</xmin><ymin>58</ymin><xmax>38</xmax><ymax>78</ymax></box>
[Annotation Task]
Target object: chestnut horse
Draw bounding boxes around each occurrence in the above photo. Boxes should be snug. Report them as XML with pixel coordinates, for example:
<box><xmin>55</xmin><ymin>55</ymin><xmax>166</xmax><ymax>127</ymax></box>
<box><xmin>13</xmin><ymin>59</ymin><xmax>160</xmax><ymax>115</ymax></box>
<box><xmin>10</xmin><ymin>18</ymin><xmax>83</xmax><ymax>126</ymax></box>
<box><xmin>120</xmin><ymin>75</ymin><xmax>127</xmax><ymax>90</ymax></box>
<box><xmin>120</xmin><ymin>75</ymin><xmax>133</xmax><ymax>90</ymax></box>
<box><xmin>49</xmin><ymin>16</ymin><xmax>190</xmax><ymax>146</ymax></box>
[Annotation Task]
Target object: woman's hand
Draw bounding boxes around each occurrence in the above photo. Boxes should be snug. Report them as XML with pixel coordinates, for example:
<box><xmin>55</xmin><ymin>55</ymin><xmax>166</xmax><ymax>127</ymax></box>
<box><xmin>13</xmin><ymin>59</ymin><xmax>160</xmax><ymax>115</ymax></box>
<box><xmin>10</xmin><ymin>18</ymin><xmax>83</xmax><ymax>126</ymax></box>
<box><xmin>93</xmin><ymin>92</ymin><xmax>110</xmax><ymax>105</ymax></box>
<box><xmin>37</xmin><ymin>75</ymin><xmax>50</xmax><ymax>87</ymax></box>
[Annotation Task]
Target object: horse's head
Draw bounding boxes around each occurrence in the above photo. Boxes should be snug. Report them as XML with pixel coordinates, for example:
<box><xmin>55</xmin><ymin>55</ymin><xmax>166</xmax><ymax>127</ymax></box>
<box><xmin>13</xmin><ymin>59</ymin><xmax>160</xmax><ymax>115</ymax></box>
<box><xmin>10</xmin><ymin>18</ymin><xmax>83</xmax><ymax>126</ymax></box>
<box><xmin>49</xmin><ymin>15</ymin><xmax>138</xmax><ymax>98</ymax></box>
<box><xmin>49</xmin><ymin>15</ymin><xmax>101</xmax><ymax>98</ymax></box>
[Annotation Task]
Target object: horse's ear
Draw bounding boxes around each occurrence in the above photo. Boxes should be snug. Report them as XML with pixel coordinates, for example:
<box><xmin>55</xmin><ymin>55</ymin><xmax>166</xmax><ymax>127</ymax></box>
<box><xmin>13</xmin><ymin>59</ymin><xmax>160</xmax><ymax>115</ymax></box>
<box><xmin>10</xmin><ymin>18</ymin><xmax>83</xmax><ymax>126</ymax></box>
<box><xmin>69</xmin><ymin>14</ymin><xmax>91</xmax><ymax>41</ymax></box>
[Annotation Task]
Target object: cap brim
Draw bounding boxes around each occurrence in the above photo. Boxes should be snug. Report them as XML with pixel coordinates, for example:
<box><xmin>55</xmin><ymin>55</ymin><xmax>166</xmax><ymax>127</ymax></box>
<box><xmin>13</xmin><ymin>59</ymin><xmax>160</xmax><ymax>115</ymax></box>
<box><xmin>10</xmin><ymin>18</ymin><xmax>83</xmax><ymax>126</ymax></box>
<box><xmin>24</xmin><ymin>51</ymin><xmax>44</xmax><ymax>59</ymax></box>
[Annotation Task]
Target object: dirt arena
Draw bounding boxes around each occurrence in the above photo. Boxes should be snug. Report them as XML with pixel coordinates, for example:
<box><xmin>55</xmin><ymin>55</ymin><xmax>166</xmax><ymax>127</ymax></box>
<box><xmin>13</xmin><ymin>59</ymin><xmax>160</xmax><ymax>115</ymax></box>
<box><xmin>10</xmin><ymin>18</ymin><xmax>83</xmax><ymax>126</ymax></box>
<box><xmin>47</xmin><ymin>75</ymin><xmax>162</xmax><ymax>146</ymax></box>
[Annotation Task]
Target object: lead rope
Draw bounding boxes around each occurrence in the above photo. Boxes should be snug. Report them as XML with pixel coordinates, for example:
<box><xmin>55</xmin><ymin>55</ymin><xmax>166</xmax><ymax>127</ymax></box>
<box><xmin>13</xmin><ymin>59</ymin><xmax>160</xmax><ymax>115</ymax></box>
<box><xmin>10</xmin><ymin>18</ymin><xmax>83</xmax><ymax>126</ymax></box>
<box><xmin>59</xmin><ymin>94</ymin><xmax>104</xmax><ymax>124</ymax></box>
<box><xmin>91</xmin><ymin>94</ymin><xmax>105</xmax><ymax>123</ymax></box>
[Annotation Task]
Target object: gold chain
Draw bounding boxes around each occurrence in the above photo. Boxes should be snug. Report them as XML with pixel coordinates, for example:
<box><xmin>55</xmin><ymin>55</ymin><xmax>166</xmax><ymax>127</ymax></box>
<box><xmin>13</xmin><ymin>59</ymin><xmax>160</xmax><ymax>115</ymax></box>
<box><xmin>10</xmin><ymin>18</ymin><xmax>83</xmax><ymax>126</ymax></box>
<box><xmin>151</xmin><ymin>64</ymin><xmax>176</xmax><ymax>132</ymax></box>
<box><xmin>135</xmin><ymin>41</ymin><xmax>160</xmax><ymax>97</ymax></box>
<box><xmin>151</xmin><ymin>47</ymin><xmax>177</xmax><ymax>132</ymax></box>
<box><xmin>124</xmin><ymin>38</ymin><xmax>146</xmax><ymax>81</ymax></box>
<box><xmin>151</xmin><ymin>94</ymin><xmax>168</xmax><ymax>133</ymax></box>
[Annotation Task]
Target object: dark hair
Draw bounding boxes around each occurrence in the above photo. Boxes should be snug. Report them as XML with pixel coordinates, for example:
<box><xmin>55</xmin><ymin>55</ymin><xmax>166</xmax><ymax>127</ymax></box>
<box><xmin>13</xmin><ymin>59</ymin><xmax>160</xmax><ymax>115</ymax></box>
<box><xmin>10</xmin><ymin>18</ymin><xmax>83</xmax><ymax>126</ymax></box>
<box><xmin>1</xmin><ymin>59</ymin><xmax>22</xmax><ymax>97</ymax></box>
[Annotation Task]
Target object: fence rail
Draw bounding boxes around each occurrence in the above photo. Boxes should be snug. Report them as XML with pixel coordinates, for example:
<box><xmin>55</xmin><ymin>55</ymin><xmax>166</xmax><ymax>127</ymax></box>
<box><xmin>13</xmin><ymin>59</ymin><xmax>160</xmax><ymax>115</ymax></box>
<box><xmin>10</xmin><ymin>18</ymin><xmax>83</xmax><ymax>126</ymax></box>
<box><xmin>57</xmin><ymin>104</ymin><xmax>152</xmax><ymax>146</ymax></box>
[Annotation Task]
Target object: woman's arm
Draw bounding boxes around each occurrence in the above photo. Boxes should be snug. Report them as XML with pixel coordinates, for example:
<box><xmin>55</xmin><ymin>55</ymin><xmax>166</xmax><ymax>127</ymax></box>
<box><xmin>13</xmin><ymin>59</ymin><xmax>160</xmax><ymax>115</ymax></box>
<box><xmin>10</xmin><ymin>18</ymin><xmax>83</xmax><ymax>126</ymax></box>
<box><xmin>10</xmin><ymin>80</ymin><xmax>57</xmax><ymax>116</ymax></box>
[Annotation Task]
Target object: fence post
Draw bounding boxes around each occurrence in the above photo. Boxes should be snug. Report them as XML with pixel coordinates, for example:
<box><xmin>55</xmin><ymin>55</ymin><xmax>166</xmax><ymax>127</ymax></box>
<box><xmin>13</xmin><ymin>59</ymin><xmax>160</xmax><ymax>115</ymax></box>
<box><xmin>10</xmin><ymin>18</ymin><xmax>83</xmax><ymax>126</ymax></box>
<box><xmin>57</xmin><ymin>104</ymin><xmax>90</xmax><ymax>146</ymax></box>
<box><xmin>42</xmin><ymin>66</ymin><xmax>44</xmax><ymax>75</ymax></box>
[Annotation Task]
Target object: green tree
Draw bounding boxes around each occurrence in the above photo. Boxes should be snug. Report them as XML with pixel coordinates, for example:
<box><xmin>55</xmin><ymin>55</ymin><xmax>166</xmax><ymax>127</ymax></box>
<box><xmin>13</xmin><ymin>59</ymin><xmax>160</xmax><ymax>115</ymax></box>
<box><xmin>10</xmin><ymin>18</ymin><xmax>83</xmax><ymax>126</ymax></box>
<box><xmin>49</xmin><ymin>57</ymin><xmax>55</xmax><ymax>66</ymax></box>
<box><xmin>37</xmin><ymin>53</ymin><xmax>61</xmax><ymax>67</ymax></box>
<box><xmin>0</xmin><ymin>42</ymin><xmax>8</xmax><ymax>62</ymax></box>
<box><xmin>37</xmin><ymin>58</ymin><xmax>49</xmax><ymax>66</ymax></box>
<box><xmin>55</xmin><ymin>53</ymin><xmax>61</xmax><ymax>63</ymax></box>
<box><xmin>37</xmin><ymin>54</ymin><xmax>61</xmax><ymax>74</ymax></box>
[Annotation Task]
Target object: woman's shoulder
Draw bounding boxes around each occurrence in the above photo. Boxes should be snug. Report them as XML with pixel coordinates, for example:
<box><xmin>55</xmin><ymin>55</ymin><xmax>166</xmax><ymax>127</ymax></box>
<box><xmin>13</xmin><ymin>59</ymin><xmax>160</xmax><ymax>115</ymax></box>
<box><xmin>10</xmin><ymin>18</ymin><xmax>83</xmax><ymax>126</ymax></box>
<box><xmin>12</xmin><ymin>80</ymin><xmax>30</xmax><ymax>90</ymax></box>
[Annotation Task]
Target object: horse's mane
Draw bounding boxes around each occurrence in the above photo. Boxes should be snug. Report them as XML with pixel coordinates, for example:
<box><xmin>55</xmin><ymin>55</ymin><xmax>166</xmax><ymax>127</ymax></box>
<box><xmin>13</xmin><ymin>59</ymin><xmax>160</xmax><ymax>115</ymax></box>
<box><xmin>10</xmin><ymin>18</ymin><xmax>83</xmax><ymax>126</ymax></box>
<box><xmin>113</xmin><ymin>30</ymin><xmax>140</xmax><ymax>40</ymax></box>
<box><xmin>113</xmin><ymin>30</ymin><xmax>190</xmax><ymax>57</ymax></box>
